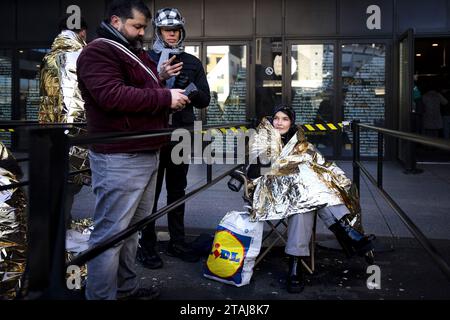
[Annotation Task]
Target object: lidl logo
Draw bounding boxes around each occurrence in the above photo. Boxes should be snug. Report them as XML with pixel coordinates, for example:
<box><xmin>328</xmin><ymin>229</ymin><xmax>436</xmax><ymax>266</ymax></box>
<box><xmin>206</xmin><ymin>229</ymin><xmax>247</xmax><ymax>278</ymax></box>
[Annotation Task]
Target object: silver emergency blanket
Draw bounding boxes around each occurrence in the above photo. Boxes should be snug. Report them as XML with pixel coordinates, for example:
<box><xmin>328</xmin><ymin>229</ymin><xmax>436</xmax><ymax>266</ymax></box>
<box><xmin>248</xmin><ymin>118</ymin><xmax>363</xmax><ymax>231</ymax></box>
<box><xmin>0</xmin><ymin>143</ymin><xmax>27</xmax><ymax>300</ymax></box>
<box><xmin>39</xmin><ymin>30</ymin><xmax>90</xmax><ymax>185</ymax></box>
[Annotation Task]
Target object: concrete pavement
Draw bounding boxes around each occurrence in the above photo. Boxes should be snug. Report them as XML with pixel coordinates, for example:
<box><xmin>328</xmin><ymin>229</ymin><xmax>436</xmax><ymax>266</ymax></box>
<box><xmin>69</xmin><ymin>161</ymin><xmax>450</xmax><ymax>300</ymax></box>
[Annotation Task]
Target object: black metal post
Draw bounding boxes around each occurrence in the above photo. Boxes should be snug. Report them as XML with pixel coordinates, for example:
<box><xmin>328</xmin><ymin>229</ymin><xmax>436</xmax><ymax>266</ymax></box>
<box><xmin>404</xmin><ymin>112</ymin><xmax>423</xmax><ymax>174</ymax></box>
<box><xmin>26</xmin><ymin>127</ymin><xmax>72</xmax><ymax>299</ymax></box>
<box><xmin>377</xmin><ymin>132</ymin><xmax>383</xmax><ymax>188</ymax></box>
<box><xmin>352</xmin><ymin>120</ymin><xmax>360</xmax><ymax>192</ymax></box>
<box><xmin>207</xmin><ymin>164</ymin><xmax>212</xmax><ymax>183</ymax></box>
<box><xmin>203</xmin><ymin>132</ymin><xmax>212</xmax><ymax>183</ymax></box>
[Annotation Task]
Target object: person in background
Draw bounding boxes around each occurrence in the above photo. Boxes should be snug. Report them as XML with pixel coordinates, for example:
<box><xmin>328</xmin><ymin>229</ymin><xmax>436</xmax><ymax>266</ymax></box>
<box><xmin>440</xmin><ymin>78</ymin><xmax>450</xmax><ymax>139</ymax></box>
<box><xmin>137</xmin><ymin>8</ymin><xmax>210</xmax><ymax>269</ymax></box>
<box><xmin>39</xmin><ymin>14</ymin><xmax>89</xmax><ymax>226</ymax></box>
<box><xmin>422</xmin><ymin>79</ymin><xmax>448</xmax><ymax>137</ymax></box>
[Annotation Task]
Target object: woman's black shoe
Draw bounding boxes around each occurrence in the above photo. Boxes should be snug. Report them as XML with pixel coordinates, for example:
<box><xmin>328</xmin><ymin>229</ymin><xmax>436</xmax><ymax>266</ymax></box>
<box><xmin>286</xmin><ymin>255</ymin><xmax>305</xmax><ymax>293</ymax></box>
<box><xmin>329</xmin><ymin>218</ymin><xmax>375</xmax><ymax>258</ymax></box>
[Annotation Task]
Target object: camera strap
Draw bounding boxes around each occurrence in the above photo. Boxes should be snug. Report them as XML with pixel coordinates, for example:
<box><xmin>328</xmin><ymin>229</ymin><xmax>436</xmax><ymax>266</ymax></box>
<box><xmin>94</xmin><ymin>38</ymin><xmax>159</xmax><ymax>84</ymax></box>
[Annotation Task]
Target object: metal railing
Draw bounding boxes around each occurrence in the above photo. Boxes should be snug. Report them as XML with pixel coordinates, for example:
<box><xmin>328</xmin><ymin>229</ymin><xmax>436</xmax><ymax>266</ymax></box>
<box><xmin>0</xmin><ymin>122</ymin><xmax>90</xmax><ymax>194</ymax></box>
<box><xmin>352</xmin><ymin>120</ymin><xmax>450</xmax><ymax>281</ymax></box>
<box><xmin>18</xmin><ymin>121</ymin><xmax>251</xmax><ymax>299</ymax></box>
<box><xmin>5</xmin><ymin>118</ymin><xmax>450</xmax><ymax>299</ymax></box>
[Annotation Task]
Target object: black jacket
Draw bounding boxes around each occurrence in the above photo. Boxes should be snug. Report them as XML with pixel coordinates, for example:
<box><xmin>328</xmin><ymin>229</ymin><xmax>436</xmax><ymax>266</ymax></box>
<box><xmin>149</xmin><ymin>50</ymin><xmax>210</xmax><ymax>127</ymax></box>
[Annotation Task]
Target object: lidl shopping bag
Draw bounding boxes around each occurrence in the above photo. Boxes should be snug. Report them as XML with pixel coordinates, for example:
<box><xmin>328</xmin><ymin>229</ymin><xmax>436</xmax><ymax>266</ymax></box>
<box><xmin>203</xmin><ymin>211</ymin><xmax>264</xmax><ymax>287</ymax></box>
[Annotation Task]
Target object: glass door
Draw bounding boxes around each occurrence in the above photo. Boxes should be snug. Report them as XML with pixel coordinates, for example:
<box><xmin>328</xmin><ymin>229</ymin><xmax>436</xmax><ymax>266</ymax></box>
<box><xmin>184</xmin><ymin>45</ymin><xmax>202</xmax><ymax>122</ymax></box>
<box><xmin>255</xmin><ymin>37</ymin><xmax>283</xmax><ymax>120</ymax></box>
<box><xmin>340</xmin><ymin>43</ymin><xmax>387</xmax><ymax>157</ymax></box>
<box><xmin>288</xmin><ymin>41</ymin><xmax>388</xmax><ymax>159</ymax></box>
<box><xmin>203</xmin><ymin>44</ymin><xmax>248</xmax><ymax>156</ymax></box>
<box><xmin>205</xmin><ymin>44</ymin><xmax>248</xmax><ymax>125</ymax></box>
<box><xmin>0</xmin><ymin>50</ymin><xmax>12</xmax><ymax>147</ymax></box>
<box><xmin>16</xmin><ymin>48</ymin><xmax>49</xmax><ymax>149</ymax></box>
<box><xmin>289</xmin><ymin>42</ymin><xmax>335</xmax><ymax>157</ymax></box>
<box><xmin>398</xmin><ymin>29</ymin><xmax>416</xmax><ymax>168</ymax></box>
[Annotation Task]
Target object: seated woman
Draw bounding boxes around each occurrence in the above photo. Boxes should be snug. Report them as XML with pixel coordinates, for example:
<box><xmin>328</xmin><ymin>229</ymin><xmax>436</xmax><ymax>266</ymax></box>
<box><xmin>246</xmin><ymin>105</ymin><xmax>375</xmax><ymax>294</ymax></box>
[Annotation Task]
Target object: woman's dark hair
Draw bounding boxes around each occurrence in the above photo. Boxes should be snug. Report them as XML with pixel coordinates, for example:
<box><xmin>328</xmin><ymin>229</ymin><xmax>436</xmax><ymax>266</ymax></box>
<box><xmin>270</xmin><ymin>105</ymin><xmax>298</xmax><ymax>144</ymax></box>
<box><xmin>107</xmin><ymin>0</ymin><xmax>152</xmax><ymax>21</ymax></box>
<box><xmin>271</xmin><ymin>104</ymin><xmax>296</xmax><ymax>124</ymax></box>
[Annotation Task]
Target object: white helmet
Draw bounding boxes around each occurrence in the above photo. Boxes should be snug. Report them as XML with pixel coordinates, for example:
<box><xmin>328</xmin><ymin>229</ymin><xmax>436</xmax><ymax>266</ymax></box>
<box><xmin>153</xmin><ymin>8</ymin><xmax>186</xmax><ymax>47</ymax></box>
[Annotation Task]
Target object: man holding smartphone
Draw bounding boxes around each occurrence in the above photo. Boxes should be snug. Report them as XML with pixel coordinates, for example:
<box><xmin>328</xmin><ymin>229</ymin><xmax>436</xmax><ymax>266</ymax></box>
<box><xmin>137</xmin><ymin>8</ymin><xmax>210</xmax><ymax>269</ymax></box>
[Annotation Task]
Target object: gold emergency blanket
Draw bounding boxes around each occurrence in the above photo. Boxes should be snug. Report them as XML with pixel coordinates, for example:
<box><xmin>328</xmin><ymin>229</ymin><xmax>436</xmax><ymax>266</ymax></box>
<box><xmin>249</xmin><ymin>118</ymin><xmax>362</xmax><ymax>230</ymax></box>
<box><xmin>39</xmin><ymin>30</ymin><xmax>90</xmax><ymax>185</ymax></box>
<box><xmin>0</xmin><ymin>143</ymin><xmax>27</xmax><ymax>300</ymax></box>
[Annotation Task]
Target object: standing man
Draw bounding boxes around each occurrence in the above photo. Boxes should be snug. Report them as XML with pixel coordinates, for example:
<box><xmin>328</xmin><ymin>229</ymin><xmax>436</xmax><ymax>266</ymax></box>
<box><xmin>39</xmin><ymin>14</ymin><xmax>89</xmax><ymax>225</ymax></box>
<box><xmin>77</xmin><ymin>0</ymin><xmax>189</xmax><ymax>300</ymax></box>
<box><xmin>137</xmin><ymin>8</ymin><xmax>210</xmax><ymax>268</ymax></box>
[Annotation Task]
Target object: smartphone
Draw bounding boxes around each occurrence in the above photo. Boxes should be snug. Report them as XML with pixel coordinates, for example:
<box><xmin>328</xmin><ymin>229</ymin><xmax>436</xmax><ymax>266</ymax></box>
<box><xmin>183</xmin><ymin>82</ymin><xmax>198</xmax><ymax>97</ymax></box>
<box><xmin>169</xmin><ymin>54</ymin><xmax>180</xmax><ymax>65</ymax></box>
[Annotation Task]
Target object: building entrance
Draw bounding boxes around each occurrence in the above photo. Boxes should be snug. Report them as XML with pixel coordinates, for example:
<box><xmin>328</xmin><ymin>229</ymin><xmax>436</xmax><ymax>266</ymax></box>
<box><xmin>414</xmin><ymin>38</ymin><xmax>450</xmax><ymax>163</ymax></box>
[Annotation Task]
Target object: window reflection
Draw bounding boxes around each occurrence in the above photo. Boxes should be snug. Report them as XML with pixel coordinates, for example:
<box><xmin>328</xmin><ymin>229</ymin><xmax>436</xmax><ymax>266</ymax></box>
<box><xmin>184</xmin><ymin>45</ymin><xmax>203</xmax><ymax>122</ymax></box>
<box><xmin>341</xmin><ymin>43</ymin><xmax>385</xmax><ymax>157</ymax></box>
<box><xmin>255</xmin><ymin>38</ymin><xmax>283</xmax><ymax>120</ymax></box>
<box><xmin>0</xmin><ymin>50</ymin><xmax>12</xmax><ymax>147</ymax></box>
<box><xmin>204</xmin><ymin>45</ymin><xmax>247</xmax><ymax>157</ymax></box>
<box><xmin>206</xmin><ymin>45</ymin><xmax>247</xmax><ymax>125</ymax></box>
<box><xmin>291</xmin><ymin>44</ymin><xmax>334</xmax><ymax>156</ymax></box>
<box><xmin>19</xmin><ymin>48</ymin><xmax>49</xmax><ymax>121</ymax></box>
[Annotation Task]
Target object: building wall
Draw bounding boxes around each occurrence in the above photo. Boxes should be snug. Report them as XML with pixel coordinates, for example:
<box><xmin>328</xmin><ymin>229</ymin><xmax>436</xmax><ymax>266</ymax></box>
<box><xmin>2</xmin><ymin>0</ymin><xmax>450</xmax><ymax>44</ymax></box>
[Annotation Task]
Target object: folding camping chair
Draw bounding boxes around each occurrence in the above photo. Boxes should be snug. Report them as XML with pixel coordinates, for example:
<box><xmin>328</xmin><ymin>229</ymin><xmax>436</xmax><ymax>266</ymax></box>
<box><xmin>229</xmin><ymin>169</ymin><xmax>317</xmax><ymax>275</ymax></box>
<box><xmin>254</xmin><ymin>214</ymin><xmax>317</xmax><ymax>275</ymax></box>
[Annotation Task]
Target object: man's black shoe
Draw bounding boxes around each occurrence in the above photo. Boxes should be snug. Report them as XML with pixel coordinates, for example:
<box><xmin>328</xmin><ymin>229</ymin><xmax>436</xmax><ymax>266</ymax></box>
<box><xmin>136</xmin><ymin>246</ymin><xmax>163</xmax><ymax>269</ymax></box>
<box><xmin>118</xmin><ymin>287</ymin><xmax>160</xmax><ymax>300</ymax></box>
<box><xmin>167</xmin><ymin>241</ymin><xmax>200</xmax><ymax>263</ymax></box>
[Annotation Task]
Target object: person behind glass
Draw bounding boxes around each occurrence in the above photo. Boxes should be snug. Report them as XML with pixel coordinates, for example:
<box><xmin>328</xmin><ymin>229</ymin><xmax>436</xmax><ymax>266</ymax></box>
<box><xmin>440</xmin><ymin>77</ymin><xmax>450</xmax><ymax>139</ymax></box>
<box><xmin>39</xmin><ymin>14</ymin><xmax>88</xmax><ymax>227</ymax></box>
<box><xmin>77</xmin><ymin>0</ymin><xmax>189</xmax><ymax>300</ymax></box>
<box><xmin>247</xmin><ymin>105</ymin><xmax>375</xmax><ymax>293</ymax></box>
<box><xmin>422</xmin><ymin>79</ymin><xmax>448</xmax><ymax>137</ymax></box>
<box><xmin>137</xmin><ymin>8</ymin><xmax>210</xmax><ymax>269</ymax></box>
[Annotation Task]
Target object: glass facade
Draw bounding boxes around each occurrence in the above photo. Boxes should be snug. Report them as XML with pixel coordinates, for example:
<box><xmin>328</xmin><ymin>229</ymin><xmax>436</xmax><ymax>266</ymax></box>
<box><xmin>19</xmin><ymin>49</ymin><xmax>49</xmax><ymax>121</ymax></box>
<box><xmin>0</xmin><ymin>50</ymin><xmax>12</xmax><ymax>147</ymax></box>
<box><xmin>204</xmin><ymin>45</ymin><xmax>247</xmax><ymax>157</ymax></box>
<box><xmin>185</xmin><ymin>45</ymin><xmax>202</xmax><ymax>122</ymax></box>
<box><xmin>206</xmin><ymin>45</ymin><xmax>247</xmax><ymax>125</ymax></box>
<box><xmin>341</xmin><ymin>44</ymin><xmax>386</xmax><ymax>157</ymax></box>
<box><xmin>255</xmin><ymin>38</ymin><xmax>283</xmax><ymax>120</ymax></box>
<box><xmin>291</xmin><ymin>44</ymin><xmax>334</xmax><ymax>157</ymax></box>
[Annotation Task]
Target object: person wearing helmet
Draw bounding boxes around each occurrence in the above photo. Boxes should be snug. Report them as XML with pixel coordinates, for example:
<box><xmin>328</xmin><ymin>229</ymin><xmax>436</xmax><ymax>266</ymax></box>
<box><xmin>137</xmin><ymin>8</ymin><xmax>210</xmax><ymax>269</ymax></box>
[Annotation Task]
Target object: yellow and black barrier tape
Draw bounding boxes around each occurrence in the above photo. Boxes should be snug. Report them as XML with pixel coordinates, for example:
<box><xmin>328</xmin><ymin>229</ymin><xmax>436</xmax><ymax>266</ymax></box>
<box><xmin>201</xmin><ymin>121</ymin><xmax>350</xmax><ymax>134</ymax></box>
<box><xmin>0</xmin><ymin>129</ymin><xmax>15</xmax><ymax>132</ymax></box>
<box><xmin>301</xmin><ymin>121</ymin><xmax>351</xmax><ymax>132</ymax></box>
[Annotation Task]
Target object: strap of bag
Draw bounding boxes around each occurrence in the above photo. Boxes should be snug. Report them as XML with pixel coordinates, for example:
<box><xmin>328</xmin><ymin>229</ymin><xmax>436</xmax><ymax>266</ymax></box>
<box><xmin>93</xmin><ymin>38</ymin><xmax>159</xmax><ymax>83</ymax></box>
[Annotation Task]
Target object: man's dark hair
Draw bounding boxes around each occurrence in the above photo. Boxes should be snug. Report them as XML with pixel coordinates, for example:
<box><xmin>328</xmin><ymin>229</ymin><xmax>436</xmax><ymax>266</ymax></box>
<box><xmin>58</xmin><ymin>14</ymin><xmax>88</xmax><ymax>33</ymax></box>
<box><xmin>107</xmin><ymin>0</ymin><xmax>152</xmax><ymax>21</ymax></box>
